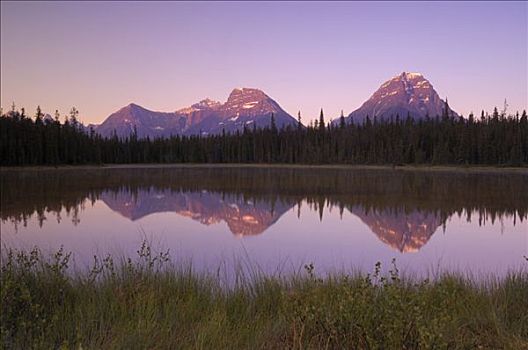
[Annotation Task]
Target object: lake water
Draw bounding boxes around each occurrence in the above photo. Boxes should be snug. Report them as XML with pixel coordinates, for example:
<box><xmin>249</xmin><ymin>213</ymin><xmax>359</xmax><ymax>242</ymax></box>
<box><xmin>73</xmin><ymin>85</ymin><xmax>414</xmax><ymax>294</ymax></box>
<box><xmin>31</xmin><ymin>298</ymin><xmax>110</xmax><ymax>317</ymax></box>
<box><xmin>1</xmin><ymin>166</ymin><xmax>527</xmax><ymax>279</ymax></box>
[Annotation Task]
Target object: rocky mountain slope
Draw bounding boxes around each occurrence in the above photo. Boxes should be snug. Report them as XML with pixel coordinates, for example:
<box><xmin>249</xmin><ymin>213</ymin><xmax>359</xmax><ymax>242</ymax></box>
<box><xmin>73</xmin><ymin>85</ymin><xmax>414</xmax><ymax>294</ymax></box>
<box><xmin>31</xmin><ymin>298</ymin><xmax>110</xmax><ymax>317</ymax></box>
<box><xmin>339</xmin><ymin>72</ymin><xmax>458</xmax><ymax>124</ymax></box>
<box><xmin>95</xmin><ymin>88</ymin><xmax>297</xmax><ymax>138</ymax></box>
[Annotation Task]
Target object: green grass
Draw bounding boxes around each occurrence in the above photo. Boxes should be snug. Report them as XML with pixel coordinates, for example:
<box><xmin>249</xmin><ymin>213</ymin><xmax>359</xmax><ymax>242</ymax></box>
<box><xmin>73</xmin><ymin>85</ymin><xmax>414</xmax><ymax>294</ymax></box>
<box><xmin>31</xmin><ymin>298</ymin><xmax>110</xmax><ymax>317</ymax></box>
<box><xmin>1</xmin><ymin>244</ymin><xmax>527</xmax><ymax>349</ymax></box>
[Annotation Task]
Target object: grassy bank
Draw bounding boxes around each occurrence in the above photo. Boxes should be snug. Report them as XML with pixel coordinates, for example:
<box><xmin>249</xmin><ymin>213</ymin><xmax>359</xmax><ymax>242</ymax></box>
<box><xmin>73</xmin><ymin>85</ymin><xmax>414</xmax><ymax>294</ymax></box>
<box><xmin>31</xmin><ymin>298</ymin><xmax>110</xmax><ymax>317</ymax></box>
<box><xmin>1</xmin><ymin>245</ymin><xmax>527</xmax><ymax>349</ymax></box>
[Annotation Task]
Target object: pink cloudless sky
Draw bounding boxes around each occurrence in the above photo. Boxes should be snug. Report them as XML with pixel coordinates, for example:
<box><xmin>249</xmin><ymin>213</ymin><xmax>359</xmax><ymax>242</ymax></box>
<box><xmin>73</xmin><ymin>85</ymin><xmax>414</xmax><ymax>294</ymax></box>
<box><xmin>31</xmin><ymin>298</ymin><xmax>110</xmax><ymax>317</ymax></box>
<box><xmin>1</xmin><ymin>1</ymin><xmax>526</xmax><ymax>124</ymax></box>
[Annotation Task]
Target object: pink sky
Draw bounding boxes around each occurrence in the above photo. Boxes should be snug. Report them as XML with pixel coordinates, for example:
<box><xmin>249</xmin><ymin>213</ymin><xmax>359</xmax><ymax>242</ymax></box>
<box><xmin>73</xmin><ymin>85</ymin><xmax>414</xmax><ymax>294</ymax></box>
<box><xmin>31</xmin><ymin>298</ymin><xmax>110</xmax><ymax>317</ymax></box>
<box><xmin>1</xmin><ymin>1</ymin><xmax>526</xmax><ymax>124</ymax></box>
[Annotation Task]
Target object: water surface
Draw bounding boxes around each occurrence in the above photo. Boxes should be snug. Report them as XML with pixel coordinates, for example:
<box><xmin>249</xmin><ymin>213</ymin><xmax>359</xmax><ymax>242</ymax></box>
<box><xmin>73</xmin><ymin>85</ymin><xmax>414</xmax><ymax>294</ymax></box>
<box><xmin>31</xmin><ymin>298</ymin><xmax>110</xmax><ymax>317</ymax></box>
<box><xmin>1</xmin><ymin>166</ymin><xmax>526</xmax><ymax>278</ymax></box>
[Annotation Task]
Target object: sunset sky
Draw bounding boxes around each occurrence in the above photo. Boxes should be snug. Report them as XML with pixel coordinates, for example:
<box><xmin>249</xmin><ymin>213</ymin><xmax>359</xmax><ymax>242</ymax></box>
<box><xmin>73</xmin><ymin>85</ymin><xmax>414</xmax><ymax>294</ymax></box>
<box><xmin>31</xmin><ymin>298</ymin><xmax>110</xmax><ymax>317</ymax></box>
<box><xmin>1</xmin><ymin>1</ymin><xmax>526</xmax><ymax>124</ymax></box>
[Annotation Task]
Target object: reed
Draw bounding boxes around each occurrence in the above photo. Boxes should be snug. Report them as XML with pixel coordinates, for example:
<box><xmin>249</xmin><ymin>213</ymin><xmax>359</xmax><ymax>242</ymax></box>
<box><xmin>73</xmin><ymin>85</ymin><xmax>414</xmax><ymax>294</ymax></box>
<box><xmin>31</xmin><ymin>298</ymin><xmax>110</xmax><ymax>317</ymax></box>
<box><xmin>1</xmin><ymin>244</ymin><xmax>527</xmax><ymax>349</ymax></box>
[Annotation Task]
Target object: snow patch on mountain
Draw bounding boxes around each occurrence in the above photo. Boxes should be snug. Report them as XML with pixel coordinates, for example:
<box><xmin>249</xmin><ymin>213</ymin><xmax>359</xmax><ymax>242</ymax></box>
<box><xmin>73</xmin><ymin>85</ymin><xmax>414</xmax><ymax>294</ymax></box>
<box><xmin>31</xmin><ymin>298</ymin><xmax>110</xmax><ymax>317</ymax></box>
<box><xmin>404</xmin><ymin>72</ymin><xmax>423</xmax><ymax>79</ymax></box>
<box><xmin>242</xmin><ymin>101</ymin><xmax>258</xmax><ymax>109</ymax></box>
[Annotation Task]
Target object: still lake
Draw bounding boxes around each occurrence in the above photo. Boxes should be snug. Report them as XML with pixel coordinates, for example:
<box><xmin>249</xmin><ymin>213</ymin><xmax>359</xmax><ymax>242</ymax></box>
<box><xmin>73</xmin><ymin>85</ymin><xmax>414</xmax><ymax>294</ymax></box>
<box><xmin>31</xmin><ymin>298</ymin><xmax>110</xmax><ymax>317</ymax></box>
<box><xmin>1</xmin><ymin>166</ymin><xmax>527</xmax><ymax>278</ymax></box>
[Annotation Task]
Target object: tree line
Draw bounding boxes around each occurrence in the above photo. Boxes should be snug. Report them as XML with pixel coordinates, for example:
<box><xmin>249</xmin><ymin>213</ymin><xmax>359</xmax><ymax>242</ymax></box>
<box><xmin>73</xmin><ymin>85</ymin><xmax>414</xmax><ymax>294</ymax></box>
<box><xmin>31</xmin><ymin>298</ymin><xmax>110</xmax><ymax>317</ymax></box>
<box><xmin>1</xmin><ymin>104</ymin><xmax>527</xmax><ymax>166</ymax></box>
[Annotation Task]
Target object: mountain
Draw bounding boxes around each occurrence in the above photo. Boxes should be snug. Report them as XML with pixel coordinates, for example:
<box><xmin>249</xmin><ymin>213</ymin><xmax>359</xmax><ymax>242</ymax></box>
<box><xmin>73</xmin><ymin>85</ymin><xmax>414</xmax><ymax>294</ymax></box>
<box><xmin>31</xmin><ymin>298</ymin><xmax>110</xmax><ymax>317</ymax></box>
<box><xmin>95</xmin><ymin>88</ymin><xmax>297</xmax><ymax>138</ymax></box>
<box><xmin>95</xmin><ymin>103</ymin><xmax>187</xmax><ymax>138</ymax></box>
<box><xmin>183</xmin><ymin>88</ymin><xmax>296</xmax><ymax>135</ymax></box>
<box><xmin>339</xmin><ymin>72</ymin><xmax>458</xmax><ymax>124</ymax></box>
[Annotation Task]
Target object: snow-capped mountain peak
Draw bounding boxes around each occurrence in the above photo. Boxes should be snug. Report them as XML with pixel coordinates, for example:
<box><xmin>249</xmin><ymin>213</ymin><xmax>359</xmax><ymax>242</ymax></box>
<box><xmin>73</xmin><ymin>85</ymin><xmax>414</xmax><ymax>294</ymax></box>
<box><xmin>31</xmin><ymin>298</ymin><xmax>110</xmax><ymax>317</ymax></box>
<box><xmin>226</xmin><ymin>88</ymin><xmax>268</xmax><ymax>105</ymax></box>
<box><xmin>176</xmin><ymin>98</ymin><xmax>221</xmax><ymax>114</ymax></box>
<box><xmin>193</xmin><ymin>98</ymin><xmax>221</xmax><ymax>110</ymax></box>
<box><xmin>341</xmin><ymin>72</ymin><xmax>457</xmax><ymax>123</ymax></box>
<box><xmin>401</xmin><ymin>72</ymin><xmax>423</xmax><ymax>79</ymax></box>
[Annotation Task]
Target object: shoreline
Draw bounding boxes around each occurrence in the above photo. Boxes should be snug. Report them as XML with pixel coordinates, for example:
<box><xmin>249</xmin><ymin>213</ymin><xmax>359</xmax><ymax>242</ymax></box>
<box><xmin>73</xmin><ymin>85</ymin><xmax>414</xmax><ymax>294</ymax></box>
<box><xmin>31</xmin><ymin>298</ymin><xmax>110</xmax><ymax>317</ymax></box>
<box><xmin>1</xmin><ymin>163</ymin><xmax>527</xmax><ymax>174</ymax></box>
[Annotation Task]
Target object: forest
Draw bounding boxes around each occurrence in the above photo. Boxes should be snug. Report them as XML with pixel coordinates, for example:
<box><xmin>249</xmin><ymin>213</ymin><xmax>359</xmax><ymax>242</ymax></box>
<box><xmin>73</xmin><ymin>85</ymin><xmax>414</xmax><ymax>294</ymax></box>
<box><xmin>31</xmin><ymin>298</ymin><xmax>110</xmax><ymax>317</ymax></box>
<box><xmin>1</xmin><ymin>105</ymin><xmax>527</xmax><ymax>166</ymax></box>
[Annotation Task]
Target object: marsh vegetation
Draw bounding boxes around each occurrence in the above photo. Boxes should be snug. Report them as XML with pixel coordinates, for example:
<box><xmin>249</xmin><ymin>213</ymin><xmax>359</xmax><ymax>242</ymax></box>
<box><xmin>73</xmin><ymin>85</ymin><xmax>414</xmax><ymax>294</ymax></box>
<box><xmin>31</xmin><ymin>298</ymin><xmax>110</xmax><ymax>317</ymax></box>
<box><xmin>1</xmin><ymin>243</ymin><xmax>527</xmax><ymax>349</ymax></box>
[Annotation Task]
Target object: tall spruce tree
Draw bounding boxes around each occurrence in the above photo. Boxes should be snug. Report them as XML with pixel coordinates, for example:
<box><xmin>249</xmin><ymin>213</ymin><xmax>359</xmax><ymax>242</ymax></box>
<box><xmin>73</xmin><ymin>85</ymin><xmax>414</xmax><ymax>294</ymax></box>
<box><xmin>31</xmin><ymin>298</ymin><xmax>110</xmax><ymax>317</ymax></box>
<box><xmin>339</xmin><ymin>110</ymin><xmax>346</xmax><ymax>129</ymax></box>
<box><xmin>319</xmin><ymin>109</ymin><xmax>325</xmax><ymax>131</ymax></box>
<box><xmin>297</xmin><ymin>111</ymin><xmax>302</xmax><ymax>130</ymax></box>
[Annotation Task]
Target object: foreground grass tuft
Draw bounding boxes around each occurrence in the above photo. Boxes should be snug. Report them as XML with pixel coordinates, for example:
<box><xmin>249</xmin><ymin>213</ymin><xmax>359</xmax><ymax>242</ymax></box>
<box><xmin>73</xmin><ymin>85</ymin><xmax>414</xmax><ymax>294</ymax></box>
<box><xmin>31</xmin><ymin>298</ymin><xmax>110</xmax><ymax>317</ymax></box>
<box><xmin>1</xmin><ymin>244</ymin><xmax>527</xmax><ymax>349</ymax></box>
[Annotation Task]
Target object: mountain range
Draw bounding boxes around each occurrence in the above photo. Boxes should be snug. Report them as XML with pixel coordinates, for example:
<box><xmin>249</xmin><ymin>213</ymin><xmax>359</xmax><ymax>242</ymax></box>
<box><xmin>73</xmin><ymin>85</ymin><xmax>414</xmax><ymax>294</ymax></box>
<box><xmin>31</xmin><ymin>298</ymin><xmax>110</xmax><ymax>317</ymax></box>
<box><xmin>93</xmin><ymin>72</ymin><xmax>458</xmax><ymax>138</ymax></box>
<box><xmin>95</xmin><ymin>88</ymin><xmax>297</xmax><ymax>138</ymax></box>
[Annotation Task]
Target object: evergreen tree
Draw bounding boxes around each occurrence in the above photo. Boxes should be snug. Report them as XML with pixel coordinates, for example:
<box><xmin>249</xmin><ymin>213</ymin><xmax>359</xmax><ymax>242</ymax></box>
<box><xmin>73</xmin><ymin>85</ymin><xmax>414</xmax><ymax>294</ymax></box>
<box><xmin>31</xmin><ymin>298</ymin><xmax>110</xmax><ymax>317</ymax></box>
<box><xmin>319</xmin><ymin>108</ymin><xmax>325</xmax><ymax>132</ymax></box>
<box><xmin>35</xmin><ymin>105</ymin><xmax>43</xmax><ymax>121</ymax></box>
<box><xmin>443</xmin><ymin>98</ymin><xmax>450</xmax><ymax>119</ymax></box>
<box><xmin>69</xmin><ymin>107</ymin><xmax>79</xmax><ymax>129</ymax></box>
<box><xmin>270</xmin><ymin>113</ymin><xmax>277</xmax><ymax>134</ymax></box>
<box><xmin>339</xmin><ymin>110</ymin><xmax>346</xmax><ymax>129</ymax></box>
<box><xmin>297</xmin><ymin>111</ymin><xmax>302</xmax><ymax>130</ymax></box>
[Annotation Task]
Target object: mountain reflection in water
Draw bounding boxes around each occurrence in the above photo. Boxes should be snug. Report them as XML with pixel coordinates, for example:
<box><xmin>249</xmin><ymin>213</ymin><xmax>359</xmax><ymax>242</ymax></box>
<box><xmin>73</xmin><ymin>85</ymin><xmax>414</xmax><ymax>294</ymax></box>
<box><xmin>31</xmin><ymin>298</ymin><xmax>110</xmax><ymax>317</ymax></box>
<box><xmin>100</xmin><ymin>189</ymin><xmax>445</xmax><ymax>252</ymax></box>
<box><xmin>101</xmin><ymin>189</ymin><xmax>291</xmax><ymax>237</ymax></box>
<box><xmin>2</xmin><ymin>167</ymin><xmax>526</xmax><ymax>254</ymax></box>
<box><xmin>350</xmin><ymin>208</ymin><xmax>442</xmax><ymax>252</ymax></box>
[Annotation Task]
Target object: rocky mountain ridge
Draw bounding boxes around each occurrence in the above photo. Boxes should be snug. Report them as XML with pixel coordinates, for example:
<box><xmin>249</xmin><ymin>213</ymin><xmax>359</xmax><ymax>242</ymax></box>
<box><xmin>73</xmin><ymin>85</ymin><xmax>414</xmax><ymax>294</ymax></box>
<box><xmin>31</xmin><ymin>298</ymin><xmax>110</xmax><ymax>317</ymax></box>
<box><xmin>95</xmin><ymin>88</ymin><xmax>297</xmax><ymax>138</ymax></box>
<box><xmin>338</xmin><ymin>72</ymin><xmax>458</xmax><ymax>124</ymax></box>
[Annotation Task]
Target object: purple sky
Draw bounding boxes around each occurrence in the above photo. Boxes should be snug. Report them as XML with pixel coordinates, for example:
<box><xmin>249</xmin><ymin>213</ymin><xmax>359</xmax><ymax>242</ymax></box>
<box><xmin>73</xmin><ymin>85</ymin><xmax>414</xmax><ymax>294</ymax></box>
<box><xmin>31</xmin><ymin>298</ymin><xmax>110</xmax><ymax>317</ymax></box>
<box><xmin>1</xmin><ymin>1</ymin><xmax>526</xmax><ymax>124</ymax></box>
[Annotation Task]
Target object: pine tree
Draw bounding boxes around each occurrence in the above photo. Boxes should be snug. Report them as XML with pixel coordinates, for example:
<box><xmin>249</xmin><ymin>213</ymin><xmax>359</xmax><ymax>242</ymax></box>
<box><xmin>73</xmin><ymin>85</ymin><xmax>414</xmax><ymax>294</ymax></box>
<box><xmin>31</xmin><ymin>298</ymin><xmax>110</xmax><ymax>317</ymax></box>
<box><xmin>492</xmin><ymin>107</ymin><xmax>499</xmax><ymax>120</ymax></box>
<box><xmin>297</xmin><ymin>111</ymin><xmax>302</xmax><ymax>130</ymax></box>
<box><xmin>69</xmin><ymin>107</ymin><xmax>79</xmax><ymax>129</ymax></box>
<box><xmin>443</xmin><ymin>98</ymin><xmax>450</xmax><ymax>119</ymax></box>
<box><xmin>270</xmin><ymin>113</ymin><xmax>277</xmax><ymax>134</ymax></box>
<box><xmin>339</xmin><ymin>110</ymin><xmax>346</xmax><ymax>129</ymax></box>
<box><xmin>319</xmin><ymin>108</ymin><xmax>325</xmax><ymax>132</ymax></box>
<box><xmin>35</xmin><ymin>105</ymin><xmax>43</xmax><ymax>120</ymax></box>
